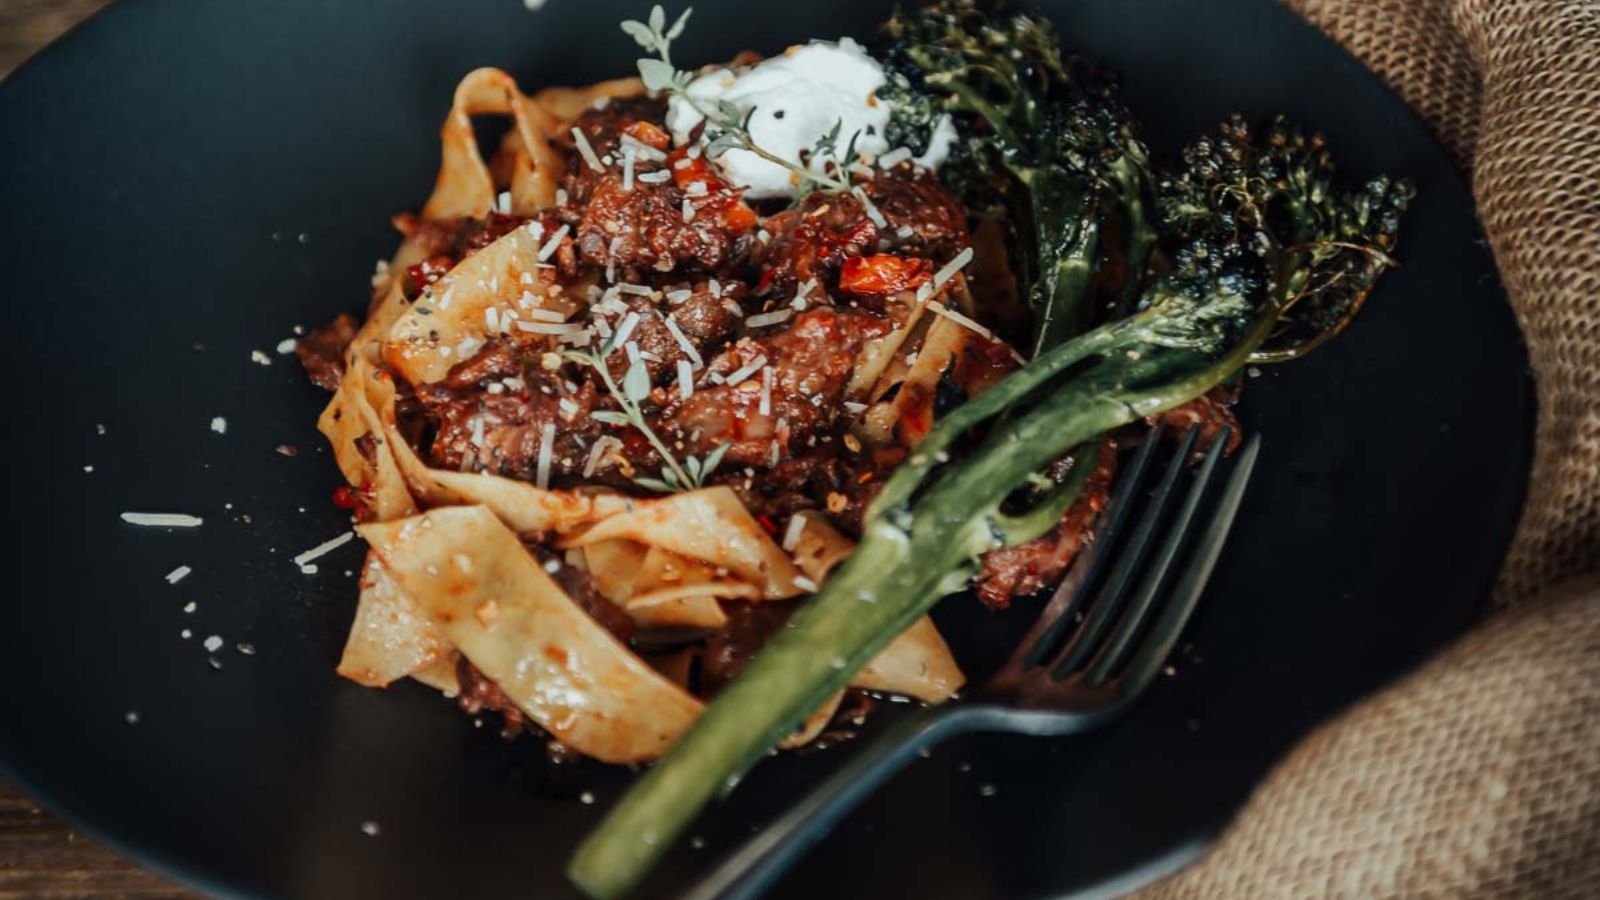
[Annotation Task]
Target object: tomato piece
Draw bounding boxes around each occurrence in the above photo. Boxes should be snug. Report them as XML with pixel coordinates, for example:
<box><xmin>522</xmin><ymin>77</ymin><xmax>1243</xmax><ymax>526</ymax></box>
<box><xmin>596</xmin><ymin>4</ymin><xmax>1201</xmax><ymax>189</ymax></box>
<box><xmin>624</xmin><ymin>120</ymin><xmax>671</xmax><ymax>151</ymax></box>
<box><xmin>667</xmin><ymin>146</ymin><xmax>720</xmax><ymax>190</ymax></box>
<box><xmin>839</xmin><ymin>255</ymin><xmax>932</xmax><ymax>295</ymax></box>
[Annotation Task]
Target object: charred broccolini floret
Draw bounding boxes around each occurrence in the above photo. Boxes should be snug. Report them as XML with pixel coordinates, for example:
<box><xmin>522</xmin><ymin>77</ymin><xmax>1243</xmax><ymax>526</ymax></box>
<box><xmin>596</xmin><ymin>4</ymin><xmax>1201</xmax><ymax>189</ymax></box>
<box><xmin>569</xmin><ymin>14</ymin><xmax>1413</xmax><ymax>899</ymax></box>
<box><xmin>882</xmin><ymin>0</ymin><xmax>1157</xmax><ymax>354</ymax></box>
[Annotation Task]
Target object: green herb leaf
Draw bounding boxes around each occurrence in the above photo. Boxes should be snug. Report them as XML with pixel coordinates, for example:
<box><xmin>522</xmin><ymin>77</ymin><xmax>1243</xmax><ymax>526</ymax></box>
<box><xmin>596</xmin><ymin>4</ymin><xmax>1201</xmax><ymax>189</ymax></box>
<box><xmin>665</xmin><ymin>7</ymin><xmax>693</xmax><ymax>40</ymax></box>
<box><xmin>623</xmin><ymin>362</ymin><xmax>652</xmax><ymax>403</ymax></box>
<box><xmin>619</xmin><ymin>20</ymin><xmax>655</xmax><ymax>51</ymax></box>
<box><xmin>631</xmin><ymin>476</ymin><xmax>677</xmax><ymax>494</ymax></box>
<box><xmin>638</xmin><ymin>58</ymin><xmax>677</xmax><ymax>93</ymax></box>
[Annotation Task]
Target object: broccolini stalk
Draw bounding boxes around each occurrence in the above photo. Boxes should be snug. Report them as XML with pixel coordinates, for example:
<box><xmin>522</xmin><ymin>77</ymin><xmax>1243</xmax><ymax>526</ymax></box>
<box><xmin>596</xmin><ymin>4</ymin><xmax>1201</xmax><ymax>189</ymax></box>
<box><xmin>569</xmin><ymin>45</ymin><xmax>1412</xmax><ymax>900</ymax></box>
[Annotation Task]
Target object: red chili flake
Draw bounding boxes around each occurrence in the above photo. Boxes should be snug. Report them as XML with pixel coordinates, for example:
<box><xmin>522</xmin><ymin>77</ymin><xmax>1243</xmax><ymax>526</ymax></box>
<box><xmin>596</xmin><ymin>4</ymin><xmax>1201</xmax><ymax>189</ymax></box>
<box><xmin>755</xmin><ymin>514</ymin><xmax>779</xmax><ymax>536</ymax></box>
<box><xmin>839</xmin><ymin>255</ymin><xmax>933</xmax><ymax>295</ymax></box>
<box><xmin>332</xmin><ymin>484</ymin><xmax>359</xmax><ymax>510</ymax></box>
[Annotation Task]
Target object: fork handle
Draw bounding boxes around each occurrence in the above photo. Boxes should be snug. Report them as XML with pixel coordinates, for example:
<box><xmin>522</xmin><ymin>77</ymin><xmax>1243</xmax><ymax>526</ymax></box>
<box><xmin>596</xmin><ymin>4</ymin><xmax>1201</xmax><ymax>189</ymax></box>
<box><xmin>679</xmin><ymin>704</ymin><xmax>990</xmax><ymax>900</ymax></box>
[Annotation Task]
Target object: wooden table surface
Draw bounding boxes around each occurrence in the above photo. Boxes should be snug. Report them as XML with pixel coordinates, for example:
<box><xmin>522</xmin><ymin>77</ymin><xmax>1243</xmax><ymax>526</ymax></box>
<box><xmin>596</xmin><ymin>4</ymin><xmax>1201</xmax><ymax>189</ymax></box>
<box><xmin>2</xmin><ymin>11</ymin><xmax>192</xmax><ymax>900</ymax></box>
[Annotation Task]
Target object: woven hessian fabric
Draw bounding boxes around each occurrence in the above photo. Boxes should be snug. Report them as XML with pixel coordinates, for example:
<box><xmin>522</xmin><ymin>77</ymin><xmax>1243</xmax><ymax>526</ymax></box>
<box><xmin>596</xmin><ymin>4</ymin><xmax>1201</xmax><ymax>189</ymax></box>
<box><xmin>1136</xmin><ymin>1</ymin><xmax>1600</xmax><ymax>896</ymax></box>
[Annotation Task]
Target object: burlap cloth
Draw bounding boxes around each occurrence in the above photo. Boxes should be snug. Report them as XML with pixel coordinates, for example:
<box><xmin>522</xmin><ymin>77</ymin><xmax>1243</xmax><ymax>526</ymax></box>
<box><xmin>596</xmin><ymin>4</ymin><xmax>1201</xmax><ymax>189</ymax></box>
<box><xmin>1136</xmin><ymin>1</ymin><xmax>1600</xmax><ymax>896</ymax></box>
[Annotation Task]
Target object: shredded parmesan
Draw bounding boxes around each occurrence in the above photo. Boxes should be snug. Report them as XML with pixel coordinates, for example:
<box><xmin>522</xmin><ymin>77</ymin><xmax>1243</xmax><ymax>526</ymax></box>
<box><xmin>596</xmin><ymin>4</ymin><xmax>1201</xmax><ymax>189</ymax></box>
<box><xmin>638</xmin><ymin>169</ymin><xmax>672</xmax><ymax>184</ymax></box>
<box><xmin>663</xmin><ymin>315</ymin><xmax>704</xmax><ymax>368</ymax></box>
<box><xmin>516</xmin><ymin>321</ymin><xmax>582</xmax><ymax>335</ymax></box>
<box><xmin>878</xmin><ymin>146</ymin><xmax>913</xmax><ymax>169</ymax></box>
<box><xmin>620</xmin><ymin>133</ymin><xmax>667</xmax><ymax>162</ymax></box>
<box><xmin>685</xmin><ymin>180</ymin><xmax>708</xmax><ymax>196</ymax></box>
<box><xmin>165</xmin><ymin>565</ymin><xmax>192</xmax><ymax>585</ymax></box>
<box><xmin>852</xmin><ymin>186</ymin><xmax>887</xmax><ymax>228</ymax></box>
<box><xmin>681</xmin><ymin>197</ymin><xmax>696</xmax><ymax>223</ymax></box>
<box><xmin>932</xmin><ymin>246</ymin><xmax>975</xmax><ymax>291</ymax></box>
<box><xmin>494</xmin><ymin>190</ymin><xmax>512</xmax><ymax>214</ymax></box>
<box><xmin>621</xmin><ymin>147</ymin><xmax>637</xmax><ymax>191</ymax></box>
<box><xmin>525</xmin><ymin>220</ymin><xmax>545</xmax><ymax>242</ymax></box>
<box><xmin>781</xmin><ymin>514</ymin><xmax>807</xmax><ymax>552</ymax></box>
<box><xmin>665</xmin><ymin>288</ymin><xmax>693</xmax><ymax>304</ymax></box>
<box><xmin>571</xmin><ymin>127</ymin><xmax>603</xmax><ymax>172</ymax></box>
<box><xmin>745</xmin><ymin>308</ymin><xmax>793</xmax><ymax>329</ymax></box>
<box><xmin>725</xmin><ymin>355</ymin><xmax>769</xmax><ymax>386</ymax></box>
<box><xmin>250</xmin><ymin>350</ymin><xmax>272</xmax><ymax>366</ymax></box>
<box><xmin>293</xmin><ymin>531</ymin><xmax>355</xmax><ymax>567</ymax></box>
<box><xmin>708</xmin><ymin>278</ymin><xmax>722</xmax><ymax>298</ymax></box>
<box><xmin>928</xmin><ymin>302</ymin><xmax>995</xmax><ymax>340</ymax></box>
<box><xmin>537</xmin><ymin>224</ymin><xmax>569</xmax><ymax>262</ymax></box>
<box><xmin>528</xmin><ymin>307</ymin><xmax>567</xmax><ymax>323</ymax></box>
<box><xmin>536</xmin><ymin>422</ymin><xmax>556</xmax><ymax>489</ymax></box>
<box><xmin>210</xmin><ymin>416</ymin><xmax>227</xmax><ymax>435</ymax></box>
<box><xmin>618</xmin><ymin>283</ymin><xmax>654</xmax><ymax>296</ymax></box>
<box><xmin>677</xmin><ymin>359</ymin><xmax>695</xmax><ymax>400</ymax></box>
<box><xmin>583</xmin><ymin>435</ymin><xmax>621</xmax><ymax>477</ymax></box>
<box><xmin>275</xmin><ymin>338</ymin><xmax>296</xmax><ymax>355</ymax></box>
<box><xmin>793</xmin><ymin>574</ymin><xmax>820</xmax><ymax>592</ymax></box>
<box><xmin>612</xmin><ymin>311</ymin><xmax>641</xmax><ymax>347</ymax></box>
<box><xmin>121</xmin><ymin>512</ymin><xmax>203</xmax><ymax>528</ymax></box>
<box><xmin>759</xmin><ymin>365</ymin><xmax>773</xmax><ymax>416</ymax></box>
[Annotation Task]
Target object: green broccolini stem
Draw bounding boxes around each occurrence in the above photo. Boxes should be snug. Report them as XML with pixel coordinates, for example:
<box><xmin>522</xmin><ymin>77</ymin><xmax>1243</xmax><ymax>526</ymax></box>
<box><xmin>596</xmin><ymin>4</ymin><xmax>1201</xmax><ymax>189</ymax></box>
<box><xmin>566</xmin><ymin>295</ymin><xmax>1281</xmax><ymax>898</ymax></box>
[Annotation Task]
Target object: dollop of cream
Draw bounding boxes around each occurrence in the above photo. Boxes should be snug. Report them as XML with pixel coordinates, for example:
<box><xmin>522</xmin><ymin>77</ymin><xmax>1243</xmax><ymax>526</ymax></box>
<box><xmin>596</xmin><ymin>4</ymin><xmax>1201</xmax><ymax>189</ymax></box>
<box><xmin>667</xmin><ymin>38</ymin><xmax>951</xmax><ymax>199</ymax></box>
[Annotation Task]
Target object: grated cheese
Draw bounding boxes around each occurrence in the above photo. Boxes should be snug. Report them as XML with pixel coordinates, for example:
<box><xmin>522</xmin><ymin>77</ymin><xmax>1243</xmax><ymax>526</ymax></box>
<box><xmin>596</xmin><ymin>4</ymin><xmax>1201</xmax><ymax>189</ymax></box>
<box><xmin>537</xmin><ymin>224</ymin><xmax>569</xmax><ymax>262</ymax></box>
<box><xmin>677</xmin><ymin>359</ymin><xmax>695</xmax><ymax>400</ymax></box>
<box><xmin>583</xmin><ymin>435</ymin><xmax>621</xmax><ymax>477</ymax></box>
<box><xmin>165</xmin><ymin>565</ymin><xmax>192</xmax><ymax>585</ymax></box>
<box><xmin>759</xmin><ymin>366</ymin><xmax>773</xmax><ymax>416</ymax></box>
<box><xmin>724</xmin><ymin>354</ymin><xmax>769</xmax><ymax>387</ymax></box>
<box><xmin>121</xmin><ymin>512</ymin><xmax>203</xmax><ymax>528</ymax></box>
<box><xmin>536</xmin><ymin>422</ymin><xmax>556</xmax><ymax>489</ymax></box>
<box><xmin>745</xmin><ymin>308</ymin><xmax>793</xmax><ymax>329</ymax></box>
<box><xmin>293</xmin><ymin>531</ymin><xmax>355</xmax><ymax>567</ymax></box>
<box><xmin>878</xmin><ymin>146</ymin><xmax>913</xmax><ymax>169</ymax></box>
<box><xmin>620</xmin><ymin>133</ymin><xmax>667</xmax><ymax>162</ymax></box>
<box><xmin>663</xmin><ymin>315</ymin><xmax>704</xmax><ymax>368</ymax></box>
<box><xmin>210</xmin><ymin>416</ymin><xmax>227</xmax><ymax>435</ymax></box>
<box><xmin>637</xmin><ymin>169</ymin><xmax>672</xmax><ymax>184</ymax></box>
<box><xmin>571</xmin><ymin>127</ymin><xmax>604</xmax><ymax>172</ymax></box>
<box><xmin>621</xmin><ymin>146</ymin><xmax>637</xmax><ymax>192</ymax></box>
<box><xmin>612</xmin><ymin>311</ymin><xmax>641</xmax><ymax>347</ymax></box>
<box><xmin>681</xmin><ymin>197</ymin><xmax>696</xmax><ymax>223</ymax></box>
<box><xmin>927</xmin><ymin>302</ymin><xmax>994</xmax><ymax>341</ymax></box>
<box><xmin>275</xmin><ymin>338</ymin><xmax>296</xmax><ymax>355</ymax></box>
<box><xmin>529</xmin><ymin>307</ymin><xmax>567</xmax><ymax>323</ymax></box>
<box><xmin>494</xmin><ymin>190</ymin><xmax>512</xmax><ymax>214</ymax></box>
<box><xmin>781</xmin><ymin>514</ymin><xmax>807</xmax><ymax>552</ymax></box>
<box><xmin>516</xmin><ymin>321</ymin><xmax>582</xmax><ymax>335</ymax></box>
<box><xmin>793</xmin><ymin>574</ymin><xmax>820</xmax><ymax>593</ymax></box>
<box><xmin>852</xmin><ymin>186</ymin><xmax>887</xmax><ymax>228</ymax></box>
<box><xmin>931</xmin><ymin>246</ymin><xmax>975</xmax><ymax>292</ymax></box>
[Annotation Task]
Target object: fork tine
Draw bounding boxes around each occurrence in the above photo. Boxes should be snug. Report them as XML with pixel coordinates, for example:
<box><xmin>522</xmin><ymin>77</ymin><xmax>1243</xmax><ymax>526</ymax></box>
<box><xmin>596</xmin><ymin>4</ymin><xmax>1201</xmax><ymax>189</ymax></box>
<box><xmin>1013</xmin><ymin>426</ymin><xmax>1165</xmax><ymax>672</ymax></box>
<box><xmin>1083</xmin><ymin>427</ymin><xmax>1231</xmax><ymax>685</ymax></box>
<box><xmin>1047</xmin><ymin>425</ymin><xmax>1201</xmax><ymax>680</ymax></box>
<box><xmin>1117</xmin><ymin>433</ymin><xmax>1261</xmax><ymax>696</ymax></box>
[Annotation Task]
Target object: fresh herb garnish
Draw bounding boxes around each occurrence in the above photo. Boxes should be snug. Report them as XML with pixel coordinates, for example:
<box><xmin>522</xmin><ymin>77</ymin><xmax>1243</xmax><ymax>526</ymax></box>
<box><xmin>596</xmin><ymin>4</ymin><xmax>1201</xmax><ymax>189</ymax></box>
<box><xmin>563</xmin><ymin>333</ymin><xmax>729</xmax><ymax>493</ymax></box>
<box><xmin>621</xmin><ymin>5</ymin><xmax>854</xmax><ymax>195</ymax></box>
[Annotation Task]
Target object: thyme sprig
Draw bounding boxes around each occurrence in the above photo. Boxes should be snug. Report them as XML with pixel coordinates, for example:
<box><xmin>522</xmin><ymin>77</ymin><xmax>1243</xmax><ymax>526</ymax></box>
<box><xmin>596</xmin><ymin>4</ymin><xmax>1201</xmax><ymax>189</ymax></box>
<box><xmin>562</xmin><ymin>335</ymin><xmax>729</xmax><ymax>493</ymax></box>
<box><xmin>621</xmin><ymin>5</ymin><xmax>854</xmax><ymax>195</ymax></box>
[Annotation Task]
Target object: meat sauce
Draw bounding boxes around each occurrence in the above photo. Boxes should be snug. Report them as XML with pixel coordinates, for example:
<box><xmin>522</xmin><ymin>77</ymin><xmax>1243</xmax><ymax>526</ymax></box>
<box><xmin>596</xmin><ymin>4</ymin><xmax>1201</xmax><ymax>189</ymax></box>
<box><xmin>301</xmin><ymin>92</ymin><xmax>1237</xmax><ymax>726</ymax></box>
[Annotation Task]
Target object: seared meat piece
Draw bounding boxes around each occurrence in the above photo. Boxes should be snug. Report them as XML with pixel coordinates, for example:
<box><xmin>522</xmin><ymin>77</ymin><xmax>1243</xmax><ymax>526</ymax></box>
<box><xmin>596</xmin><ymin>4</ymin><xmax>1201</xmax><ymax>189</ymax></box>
<box><xmin>665</xmin><ymin>308</ymin><xmax>891</xmax><ymax>467</ymax></box>
<box><xmin>756</xmin><ymin>168</ymin><xmax>969</xmax><ymax>298</ymax></box>
<box><xmin>974</xmin><ymin>438</ymin><xmax>1118</xmax><ymax>608</ymax></box>
<box><xmin>295</xmin><ymin>313</ymin><xmax>359</xmax><ymax>392</ymax></box>
<box><xmin>416</xmin><ymin>340</ymin><xmax>606</xmax><ymax>481</ymax></box>
<box><xmin>562</xmin><ymin>100</ymin><xmax>757</xmax><ymax>276</ymax></box>
<box><xmin>700</xmin><ymin>600</ymin><xmax>801</xmax><ymax>696</ymax></box>
<box><xmin>1150</xmin><ymin>383</ymin><xmax>1243</xmax><ymax>452</ymax></box>
<box><xmin>457</xmin><ymin>658</ymin><xmax>529</xmax><ymax>736</ymax></box>
<box><xmin>598</xmin><ymin>280</ymin><xmax>746</xmax><ymax>383</ymax></box>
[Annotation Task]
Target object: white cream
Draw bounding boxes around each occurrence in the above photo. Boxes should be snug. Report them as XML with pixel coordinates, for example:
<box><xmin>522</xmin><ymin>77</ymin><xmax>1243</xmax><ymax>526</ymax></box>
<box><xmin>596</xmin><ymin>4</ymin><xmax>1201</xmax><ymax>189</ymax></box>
<box><xmin>667</xmin><ymin>38</ymin><xmax>952</xmax><ymax>199</ymax></box>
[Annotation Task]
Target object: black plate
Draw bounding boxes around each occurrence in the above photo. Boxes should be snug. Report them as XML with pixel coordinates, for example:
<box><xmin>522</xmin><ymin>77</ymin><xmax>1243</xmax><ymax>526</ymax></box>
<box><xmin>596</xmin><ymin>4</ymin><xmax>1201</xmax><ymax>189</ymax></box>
<box><xmin>0</xmin><ymin>1</ymin><xmax>1530</xmax><ymax>898</ymax></box>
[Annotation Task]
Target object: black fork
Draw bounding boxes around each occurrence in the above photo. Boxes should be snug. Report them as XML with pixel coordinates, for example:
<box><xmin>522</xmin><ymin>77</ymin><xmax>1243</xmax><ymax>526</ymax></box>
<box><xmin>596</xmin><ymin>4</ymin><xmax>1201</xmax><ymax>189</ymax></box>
<box><xmin>679</xmin><ymin>426</ymin><xmax>1262</xmax><ymax>900</ymax></box>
